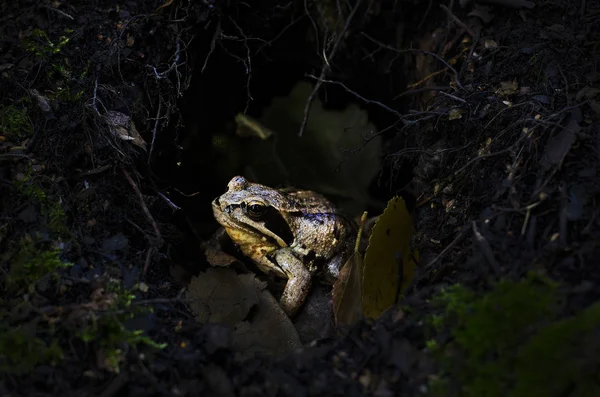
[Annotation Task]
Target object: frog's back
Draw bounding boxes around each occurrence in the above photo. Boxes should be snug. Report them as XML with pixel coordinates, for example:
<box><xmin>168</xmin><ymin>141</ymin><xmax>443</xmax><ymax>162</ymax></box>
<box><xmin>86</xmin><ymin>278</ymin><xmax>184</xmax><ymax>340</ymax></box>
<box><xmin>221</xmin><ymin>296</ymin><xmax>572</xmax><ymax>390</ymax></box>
<box><xmin>281</xmin><ymin>188</ymin><xmax>355</xmax><ymax>264</ymax></box>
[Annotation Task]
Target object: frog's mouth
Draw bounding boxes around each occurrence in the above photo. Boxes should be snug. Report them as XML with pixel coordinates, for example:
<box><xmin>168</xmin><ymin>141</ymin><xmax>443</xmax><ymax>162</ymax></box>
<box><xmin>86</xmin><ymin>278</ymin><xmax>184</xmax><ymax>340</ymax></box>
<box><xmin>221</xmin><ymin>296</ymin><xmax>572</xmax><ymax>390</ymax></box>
<box><xmin>213</xmin><ymin>198</ymin><xmax>294</xmax><ymax>248</ymax></box>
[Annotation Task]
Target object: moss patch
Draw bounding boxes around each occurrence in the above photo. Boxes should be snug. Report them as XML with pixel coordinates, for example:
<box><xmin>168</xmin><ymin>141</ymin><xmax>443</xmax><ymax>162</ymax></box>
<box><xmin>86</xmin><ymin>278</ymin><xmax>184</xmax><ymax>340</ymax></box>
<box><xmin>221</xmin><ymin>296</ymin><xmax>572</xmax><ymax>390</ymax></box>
<box><xmin>430</xmin><ymin>274</ymin><xmax>600</xmax><ymax>397</ymax></box>
<box><xmin>0</xmin><ymin>104</ymin><xmax>33</xmax><ymax>141</ymax></box>
<box><xmin>3</xmin><ymin>236</ymin><xmax>71</xmax><ymax>290</ymax></box>
<box><xmin>76</xmin><ymin>280</ymin><xmax>167</xmax><ymax>373</ymax></box>
<box><xmin>0</xmin><ymin>324</ymin><xmax>64</xmax><ymax>375</ymax></box>
<box><xmin>23</xmin><ymin>28</ymin><xmax>71</xmax><ymax>59</ymax></box>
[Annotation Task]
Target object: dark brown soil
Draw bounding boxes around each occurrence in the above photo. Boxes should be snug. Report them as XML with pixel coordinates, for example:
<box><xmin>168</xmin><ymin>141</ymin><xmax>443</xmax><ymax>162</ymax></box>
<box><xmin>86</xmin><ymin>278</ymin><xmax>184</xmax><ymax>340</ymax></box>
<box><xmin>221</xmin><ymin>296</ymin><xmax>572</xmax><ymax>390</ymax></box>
<box><xmin>1</xmin><ymin>0</ymin><xmax>599</xmax><ymax>396</ymax></box>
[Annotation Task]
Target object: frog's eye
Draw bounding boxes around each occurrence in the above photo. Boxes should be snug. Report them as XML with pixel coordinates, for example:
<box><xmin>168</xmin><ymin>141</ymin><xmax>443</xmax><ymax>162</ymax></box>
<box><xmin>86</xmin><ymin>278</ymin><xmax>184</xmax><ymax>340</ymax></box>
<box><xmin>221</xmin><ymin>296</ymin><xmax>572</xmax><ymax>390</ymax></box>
<box><xmin>246</xmin><ymin>201</ymin><xmax>267</xmax><ymax>220</ymax></box>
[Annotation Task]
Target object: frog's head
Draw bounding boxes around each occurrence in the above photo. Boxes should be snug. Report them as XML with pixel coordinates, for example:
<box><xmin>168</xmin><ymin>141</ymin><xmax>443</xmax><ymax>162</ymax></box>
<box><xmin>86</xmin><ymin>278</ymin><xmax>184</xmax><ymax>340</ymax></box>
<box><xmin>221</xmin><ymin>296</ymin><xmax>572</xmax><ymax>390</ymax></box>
<box><xmin>212</xmin><ymin>176</ymin><xmax>294</xmax><ymax>249</ymax></box>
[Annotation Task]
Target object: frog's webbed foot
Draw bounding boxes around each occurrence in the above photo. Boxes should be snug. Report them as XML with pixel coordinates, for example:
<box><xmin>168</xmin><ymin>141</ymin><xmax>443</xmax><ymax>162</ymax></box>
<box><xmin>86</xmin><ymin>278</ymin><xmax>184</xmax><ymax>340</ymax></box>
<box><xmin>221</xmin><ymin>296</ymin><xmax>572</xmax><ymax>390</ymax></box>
<box><xmin>273</xmin><ymin>248</ymin><xmax>312</xmax><ymax>318</ymax></box>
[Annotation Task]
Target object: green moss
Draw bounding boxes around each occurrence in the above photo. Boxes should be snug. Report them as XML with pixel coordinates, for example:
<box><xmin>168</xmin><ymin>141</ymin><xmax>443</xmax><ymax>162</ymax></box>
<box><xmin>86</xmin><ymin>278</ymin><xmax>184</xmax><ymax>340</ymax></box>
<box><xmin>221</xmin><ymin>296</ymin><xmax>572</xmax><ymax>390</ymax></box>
<box><xmin>23</xmin><ymin>29</ymin><xmax>70</xmax><ymax>59</ymax></box>
<box><xmin>513</xmin><ymin>301</ymin><xmax>600</xmax><ymax>397</ymax></box>
<box><xmin>13</xmin><ymin>170</ymin><xmax>70</xmax><ymax>238</ymax></box>
<box><xmin>13</xmin><ymin>172</ymin><xmax>47</xmax><ymax>203</ymax></box>
<box><xmin>429</xmin><ymin>273</ymin><xmax>600</xmax><ymax>397</ymax></box>
<box><xmin>77</xmin><ymin>280</ymin><xmax>167</xmax><ymax>373</ymax></box>
<box><xmin>5</xmin><ymin>236</ymin><xmax>72</xmax><ymax>289</ymax></box>
<box><xmin>0</xmin><ymin>325</ymin><xmax>64</xmax><ymax>375</ymax></box>
<box><xmin>0</xmin><ymin>104</ymin><xmax>33</xmax><ymax>141</ymax></box>
<box><xmin>4</xmin><ymin>171</ymin><xmax>72</xmax><ymax>289</ymax></box>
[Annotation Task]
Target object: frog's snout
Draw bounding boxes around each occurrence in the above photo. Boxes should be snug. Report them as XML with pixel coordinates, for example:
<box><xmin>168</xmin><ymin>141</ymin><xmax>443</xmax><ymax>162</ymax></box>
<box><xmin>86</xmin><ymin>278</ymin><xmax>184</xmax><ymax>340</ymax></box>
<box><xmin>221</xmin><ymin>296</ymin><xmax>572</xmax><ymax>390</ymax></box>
<box><xmin>211</xmin><ymin>197</ymin><xmax>223</xmax><ymax>215</ymax></box>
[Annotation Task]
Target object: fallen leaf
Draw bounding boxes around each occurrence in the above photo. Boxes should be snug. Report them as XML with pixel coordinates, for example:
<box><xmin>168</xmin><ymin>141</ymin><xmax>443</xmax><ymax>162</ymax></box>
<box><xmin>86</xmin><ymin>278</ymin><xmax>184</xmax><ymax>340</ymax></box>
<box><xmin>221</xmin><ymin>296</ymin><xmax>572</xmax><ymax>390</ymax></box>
<box><xmin>448</xmin><ymin>108</ymin><xmax>465</xmax><ymax>120</ymax></box>
<box><xmin>332</xmin><ymin>212</ymin><xmax>367</xmax><ymax>328</ymax></box>
<box><xmin>104</xmin><ymin>110</ymin><xmax>147</xmax><ymax>151</ymax></box>
<box><xmin>362</xmin><ymin>197</ymin><xmax>418</xmax><ymax>319</ymax></box>
<box><xmin>231</xmin><ymin>287</ymin><xmax>302</xmax><ymax>358</ymax></box>
<box><xmin>468</xmin><ymin>4</ymin><xmax>494</xmax><ymax>23</ymax></box>
<box><xmin>235</xmin><ymin>113</ymin><xmax>273</xmax><ymax>139</ymax></box>
<box><xmin>498</xmin><ymin>79</ymin><xmax>519</xmax><ymax>96</ymax></box>
<box><xmin>187</xmin><ymin>267</ymin><xmax>302</xmax><ymax>357</ymax></box>
<box><xmin>484</xmin><ymin>39</ymin><xmax>498</xmax><ymax>49</ymax></box>
<box><xmin>589</xmin><ymin>100</ymin><xmax>600</xmax><ymax>116</ymax></box>
<box><xmin>540</xmin><ymin>119</ymin><xmax>579</xmax><ymax>170</ymax></box>
<box><xmin>251</xmin><ymin>81</ymin><xmax>382</xmax><ymax>215</ymax></box>
<box><xmin>28</xmin><ymin>89</ymin><xmax>52</xmax><ymax>113</ymax></box>
<box><xmin>186</xmin><ymin>268</ymin><xmax>264</xmax><ymax>326</ymax></box>
<box><xmin>332</xmin><ymin>251</ymin><xmax>364</xmax><ymax>327</ymax></box>
<box><xmin>203</xmin><ymin>229</ymin><xmax>240</xmax><ymax>267</ymax></box>
<box><xmin>575</xmin><ymin>86</ymin><xmax>600</xmax><ymax>102</ymax></box>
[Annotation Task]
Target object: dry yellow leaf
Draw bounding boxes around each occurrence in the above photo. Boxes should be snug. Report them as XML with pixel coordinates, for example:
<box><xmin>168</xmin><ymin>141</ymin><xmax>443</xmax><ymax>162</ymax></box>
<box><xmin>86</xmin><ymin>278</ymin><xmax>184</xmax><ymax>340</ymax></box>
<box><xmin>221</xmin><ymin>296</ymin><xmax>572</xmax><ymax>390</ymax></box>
<box><xmin>235</xmin><ymin>113</ymin><xmax>273</xmax><ymax>140</ymax></box>
<box><xmin>362</xmin><ymin>196</ymin><xmax>418</xmax><ymax>319</ymax></box>
<box><xmin>498</xmin><ymin>79</ymin><xmax>519</xmax><ymax>96</ymax></box>
<box><xmin>448</xmin><ymin>108</ymin><xmax>465</xmax><ymax>120</ymax></box>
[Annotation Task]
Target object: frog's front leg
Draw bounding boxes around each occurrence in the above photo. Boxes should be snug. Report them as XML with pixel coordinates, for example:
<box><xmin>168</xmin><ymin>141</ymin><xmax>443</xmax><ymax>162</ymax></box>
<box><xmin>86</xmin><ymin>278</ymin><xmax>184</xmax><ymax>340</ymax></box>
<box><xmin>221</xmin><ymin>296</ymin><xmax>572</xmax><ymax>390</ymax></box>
<box><xmin>272</xmin><ymin>248</ymin><xmax>312</xmax><ymax>317</ymax></box>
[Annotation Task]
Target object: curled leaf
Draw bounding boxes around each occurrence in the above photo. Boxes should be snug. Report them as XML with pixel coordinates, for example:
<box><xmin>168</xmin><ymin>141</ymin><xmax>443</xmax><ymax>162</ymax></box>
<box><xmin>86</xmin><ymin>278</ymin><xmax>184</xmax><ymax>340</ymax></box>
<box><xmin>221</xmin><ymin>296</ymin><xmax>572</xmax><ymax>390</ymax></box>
<box><xmin>332</xmin><ymin>212</ymin><xmax>367</xmax><ymax>328</ymax></box>
<box><xmin>332</xmin><ymin>252</ymin><xmax>364</xmax><ymax>327</ymax></box>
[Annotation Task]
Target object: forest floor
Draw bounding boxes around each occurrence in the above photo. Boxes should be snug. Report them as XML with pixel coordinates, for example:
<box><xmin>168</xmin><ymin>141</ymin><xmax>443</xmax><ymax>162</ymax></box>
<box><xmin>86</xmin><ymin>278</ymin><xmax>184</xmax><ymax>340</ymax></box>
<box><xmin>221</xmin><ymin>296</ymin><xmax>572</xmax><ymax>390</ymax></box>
<box><xmin>1</xmin><ymin>0</ymin><xmax>599</xmax><ymax>396</ymax></box>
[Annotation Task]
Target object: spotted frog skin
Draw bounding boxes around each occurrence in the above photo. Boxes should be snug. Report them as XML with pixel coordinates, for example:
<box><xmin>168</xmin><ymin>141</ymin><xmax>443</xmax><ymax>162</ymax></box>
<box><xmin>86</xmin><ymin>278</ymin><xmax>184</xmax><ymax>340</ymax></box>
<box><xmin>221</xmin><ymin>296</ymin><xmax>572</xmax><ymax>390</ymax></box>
<box><xmin>212</xmin><ymin>176</ymin><xmax>355</xmax><ymax>317</ymax></box>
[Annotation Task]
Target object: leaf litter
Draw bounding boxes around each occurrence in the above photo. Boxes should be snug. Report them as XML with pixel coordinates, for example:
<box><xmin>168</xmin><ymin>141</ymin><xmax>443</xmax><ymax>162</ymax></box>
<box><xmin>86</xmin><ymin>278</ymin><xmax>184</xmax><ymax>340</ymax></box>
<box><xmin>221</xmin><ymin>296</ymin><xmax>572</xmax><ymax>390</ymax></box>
<box><xmin>186</xmin><ymin>267</ymin><xmax>302</xmax><ymax>357</ymax></box>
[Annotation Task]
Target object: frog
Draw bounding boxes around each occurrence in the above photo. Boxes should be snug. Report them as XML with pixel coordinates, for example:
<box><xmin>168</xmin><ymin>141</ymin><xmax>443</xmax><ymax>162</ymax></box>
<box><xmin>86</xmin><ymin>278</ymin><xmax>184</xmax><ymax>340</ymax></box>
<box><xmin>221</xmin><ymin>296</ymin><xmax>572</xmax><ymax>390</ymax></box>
<box><xmin>211</xmin><ymin>176</ymin><xmax>355</xmax><ymax>317</ymax></box>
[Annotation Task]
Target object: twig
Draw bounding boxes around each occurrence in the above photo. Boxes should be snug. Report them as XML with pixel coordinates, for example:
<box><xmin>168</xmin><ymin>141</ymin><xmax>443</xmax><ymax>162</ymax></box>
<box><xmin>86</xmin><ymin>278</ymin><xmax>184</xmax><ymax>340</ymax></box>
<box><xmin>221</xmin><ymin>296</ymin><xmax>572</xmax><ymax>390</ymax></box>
<box><xmin>157</xmin><ymin>191</ymin><xmax>181</xmax><ymax>211</ymax></box>
<box><xmin>143</xmin><ymin>247</ymin><xmax>155</xmax><ymax>275</ymax></box>
<box><xmin>255</xmin><ymin>15</ymin><xmax>303</xmax><ymax>55</ymax></box>
<box><xmin>201</xmin><ymin>21</ymin><xmax>221</xmax><ymax>73</ymax></box>
<box><xmin>418</xmin><ymin>0</ymin><xmax>433</xmax><ymax>29</ymax></box>
<box><xmin>148</xmin><ymin>99</ymin><xmax>162</xmax><ymax>165</ymax></box>
<box><xmin>453</xmin><ymin>131</ymin><xmax>527</xmax><ymax>177</ymax></box>
<box><xmin>91</xmin><ymin>78</ymin><xmax>100</xmax><ymax>115</ymax></box>
<box><xmin>121</xmin><ymin>168</ymin><xmax>162</xmax><ymax>244</ymax></box>
<box><xmin>43</xmin><ymin>5</ymin><xmax>74</xmax><ymax>20</ymax></box>
<box><xmin>229</xmin><ymin>17</ymin><xmax>255</xmax><ymax>113</ymax></box>
<box><xmin>361</xmin><ymin>32</ymin><xmax>465</xmax><ymax>91</ymax></box>
<box><xmin>482</xmin><ymin>101</ymin><xmax>533</xmax><ymax>130</ymax></box>
<box><xmin>472</xmin><ymin>221</ymin><xmax>501</xmax><ymax>275</ymax></box>
<box><xmin>306</xmin><ymin>74</ymin><xmax>402</xmax><ymax>117</ymax></box>
<box><xmin>147</xmin><ymin>36</ymin><xmax>184</xmax><ymax>79</ymax></box>
<box><xmin>424</xmin><ymin>225</ymin><xmax>470</xmax><ymax>269</ymax></box>
<box><xmin>172</xmin><ymin>187</ymin><xmax>201</xmax><ymax>197</ymax></box>
<box><xmin>298</xmin><ymin>0</ymin><xmax>364</xmax><ymax>137</ymax></box>
<box><xmin>406</xmin><ymin>68</ymin><xmax>447</xmax><ymax>89</ymax></box>
<box><xmin>304</xmin><ymin>0</ymin><xmax>321</xmax><ymax>56</ymax></box>
<box><xmin>520</xmin><ymin>200</ymin><xmax>544</xmax><ymax>235</ymax></box>
<box><xmin>393</xmin><ymin>86</ymin><xmax>451</xmax><ymax>100</ymax></box>
<box><xmin>440</xmin><ymin>4</ymin><xmax>476</xmax><ymax>38</ymax></box>
<box><xmin>439</xmin><ymin>90</ymin><xmax>467</xmax><ymax>103</ymax></box>
<box><xmin>74</xmin><ymin>165</ymin><xmax>111</xmax><ymax>178</ymax></box>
